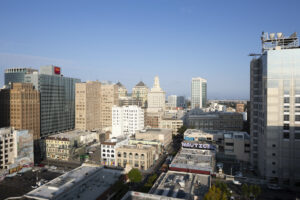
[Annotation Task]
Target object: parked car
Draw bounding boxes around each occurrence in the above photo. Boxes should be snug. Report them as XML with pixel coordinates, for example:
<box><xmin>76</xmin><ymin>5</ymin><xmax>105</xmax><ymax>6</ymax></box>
<box><xmin>267</xmin><ymin>184</ymin><xmax>281</xmax><ymax>190</ymax></box>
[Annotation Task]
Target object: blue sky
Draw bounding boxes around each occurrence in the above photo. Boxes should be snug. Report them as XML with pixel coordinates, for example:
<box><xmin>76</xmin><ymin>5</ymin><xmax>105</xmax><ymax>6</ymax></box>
<box><xmin>1</xmin><ymin>0</ymin><xmax>300</xmax><ymax>99</ymax></box>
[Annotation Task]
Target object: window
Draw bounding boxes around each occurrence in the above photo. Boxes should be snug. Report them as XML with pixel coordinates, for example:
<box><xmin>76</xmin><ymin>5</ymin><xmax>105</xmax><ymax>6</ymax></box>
<box><xmin>272</xmin><ymin>144</ymin><xmax>276</xmax><ymax>148</ymax></box>
<box><xmin>117</xmin><ymin>152</ymin><xmax>121</xmax><ymax>157</ymax></box>
<box><xmin>295</xmin><ymin>133</ymin><xmax>300</xmax><ymax>140</ymax></box>
<box><xmin>296</xmin><ymin>97</ymin><xmax>300</xmax><ymax>103</ymax></box>
<box><xmin>284</xmin><ymin>97</ymin><xmax>290</xmax><ymax>103</ymax></box>
<box><xmin>272</xmin><ymin>162</ymin><xmax>276</xmax><ymax>165</ymax></box>
<box><xmin>284</xmin><ymin>115</ymin><xmax>289</xmax><ymax>121</ymax></box>
<box><xmin>283</xmin><ymin>124</ymin><xmax>289</xmax><ymax>130</ymax></box>
<box><xmin>272</xmin><ymin>153</ymin><xmax>276</xmax><ymax>156</ymax></box>
<box><xmin>296</xmin><ymin>115</ymin><xmax>300</xmax><ymax>122</ymax></box>
<box><xmin>272</xmin><ymin>170</ymin><xmax>276</xmax><ymax>174</ymax></box>
<box><xmin>283</xmin><ymin>132</ymin><xmax>289</xmax><ymax>139</ymax></box>
<box><xmin>225</xmin><ymin>142</ymin><xmax>234</xmax><ymax>146</ymax></box>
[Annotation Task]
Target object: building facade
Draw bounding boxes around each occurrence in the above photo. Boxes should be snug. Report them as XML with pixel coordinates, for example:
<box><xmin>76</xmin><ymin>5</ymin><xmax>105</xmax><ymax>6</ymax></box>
<box><xmin>167</xmin><ymin>95</ymin><xmax>177</xmax><ymax>108</ymax></box>
<box><xmin>116</xmin><ymin>144</ymin><xmax>155</xmax><ymax>170</ymax></box>
<box><xmin>191</xmin><ymin>77</ymin><xmax>207</xmax><ymax>109</ymax></box>
<box><xmin>75</xmin><ymin>81</ymin><xmax>101</xmax><ymax>130</ymax></box>
<box><xmin>112</xmin><ymin>105</ymin><xmax>144</xmax><ymax>138</ymax></box>
<box><xmin>100</xmin><ymin>83</ymin><xmax>119</xmax><ymax>129</ymax></box>
<box><xmin>10</xmin><ymin>83</ymin><xmax>40</xmax><ymax>140</ymax></box>
<box><xmin>250</xmin><ymin>32</ymin><xmax>300</xmax><ymax>187</ymax></box>
<box><xmin>0</xmin><ymin>128</ymin><xmax>33</xmax><ymax>173</ymax></box>
<box><xmin>132</xmin><ymin>81</ymin><xmax>149</xmax><ymax>108</ymax></box>
<box><xmin>0</xmin><ymin>88</ymin><xmax>10</xmax><ymax>128</ymax></box>
<box><xmin>100</xmin><ymin>137</ymin><xmax>128</xmax><ymax>166</ymax></box>
<box><xmin>147</xmin><ymin>76</ymin><xmax>166</xmax><ymax>112</ymax></box>
<box><xmin>159</xmin><ymin>119</ymin><xmax>183</xmax><ymax>134</ymax></box>
<box><xmin>135</xmin><ymin>129</ymin><xmax>172</xmax><ymax>147</ymax></box>
<box><xmin>46</xmin><ymin>130</ymin><xmax>99</xmax><ymax>161</ymax></box>
<box><xmin>25</xmin><ymin>65</ymin><xmax>80</xmax><ymax>137</ymax></box>
<box><xmin>187</xmin><ymin>109</ymin><xmax>243</xmax><ymax>131</ymax></box>
<box><xmin>116</xmin><ymin>82</ymin><xmax>127</xmax><ymax>98</ymax></box>
<box><xmin>4</xmin><ymin>68</ymin><xmax>38</xmax><ymax>86</ymax></box>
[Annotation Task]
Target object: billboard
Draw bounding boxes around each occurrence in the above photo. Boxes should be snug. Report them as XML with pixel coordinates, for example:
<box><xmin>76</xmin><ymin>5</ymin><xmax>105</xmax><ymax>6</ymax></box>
<box><xmin>15</xmin><ymin>130</ymin><xmax>34</xmax><ymax>167</ymax></box>
<box><xmin>181</xmin><ymin>142</ymin><xmax>215</xmax><ymax>150</ymax></box>
<box><xmin>54</xmin><ymin>66</ymin><xmax>61</xmax><ymax>75</ymax></box>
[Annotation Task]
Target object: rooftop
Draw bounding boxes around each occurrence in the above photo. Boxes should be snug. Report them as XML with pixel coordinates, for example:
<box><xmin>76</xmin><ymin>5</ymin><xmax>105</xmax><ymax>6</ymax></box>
<box><xmin>121</xmin><ymin>191</ymin><xmax>182</xmax><ymax>200</ymax></box>
<box><xmin>46</xmin><ymin>130</ymin><xmax>97</xmax><ymax>141</ymax></box>
<box><xmin>170</xmin><ymin>148</ymin><xmax>215</xmax><ymax>173</ymax></box>
<box><xmin>149</xmin><ymin>171</ymin><xmax>210</xmax><ymax>199</ymax></box>
<box><xmin>135</xmin><ymin>81</ymin><xmax>147</xmax><ymax>87</ymax></box>
<box><xmin>184</xmin><ymin>129</ymin><xmax>250</xmax><ymax>140</ymax></box>
<box><xmin>25</xmin><ymin>164</ymin><xmax>122</xmax><ymax>200</ymax></box>
<box><xmin>137</xmin><ymin>129</ymin><xmax>172</xmax><ymax>135</ymax></box>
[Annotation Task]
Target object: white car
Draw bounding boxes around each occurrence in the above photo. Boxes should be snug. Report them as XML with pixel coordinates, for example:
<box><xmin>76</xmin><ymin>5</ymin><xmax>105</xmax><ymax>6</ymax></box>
<box><xmin>232</xmin><ymin>180</ymin><xmax>242</xmax><ymax>185</ymax></box>
<box><xmin>267</xmin><ymin>184</ymin><xmax>281</xmax><ymax>190</ymax></box>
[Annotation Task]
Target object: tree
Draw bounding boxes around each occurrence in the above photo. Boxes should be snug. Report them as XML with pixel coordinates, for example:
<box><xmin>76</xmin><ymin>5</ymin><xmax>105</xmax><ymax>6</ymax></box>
<box><xmin>128</xmin><ymin>168</ymin><xmax>142</xmax><ymax>183</ymax></box>
<box><xmin>204</xmin><ymin>182</ymin><xmax>230</xmax><ymax>200</ymax></box>
<box><xmin>204</xmin><ymin>185</ymin><xmax>227</xmax><ymax>200</ymax></box>
<box><xmin>250</xmin><ymin>185</ymin><xmax>261</xmax><ymax>199</ymax></box>
<box><xmin>242</xmin><ymin>184</ymin><xmax>250</xmax><ymax>199</ymax></box>
<box><xmin>178</xmin><ymin>125</ymin><xmax>187</xmax><ymax>135</ymax></box>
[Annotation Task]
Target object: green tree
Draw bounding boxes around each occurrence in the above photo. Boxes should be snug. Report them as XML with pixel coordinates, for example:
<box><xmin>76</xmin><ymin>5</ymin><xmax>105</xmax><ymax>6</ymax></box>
<box><xmin>250</xmin><ymin>185</ymin><xmax>261</xmax><ymax>199</ymax></box>
<box><xmin>128</xmin><ymin>168</ymin><xmax>142</xmax><ymax>183</ymax></box>
<box><xmin>242</xmin><ymin>184</ymin><xmax>250</xmax><ymax>199</ymax></box>
<box><xmin>177</xmin><ymin>125</ymin><xmax>187</xmax><ymax>135</ymax></box>
<box><xmin>204</xmin><ymin>185</ymin><xmax>227</xmax><ymax>200</ymax></box>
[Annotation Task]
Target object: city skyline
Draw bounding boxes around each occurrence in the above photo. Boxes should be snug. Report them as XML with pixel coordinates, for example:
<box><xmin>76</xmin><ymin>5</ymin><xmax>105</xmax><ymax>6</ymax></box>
<box><xmin>1</xmin><ymin>0</ymin><xmax>300</xmax><ymax>99</ymax></box>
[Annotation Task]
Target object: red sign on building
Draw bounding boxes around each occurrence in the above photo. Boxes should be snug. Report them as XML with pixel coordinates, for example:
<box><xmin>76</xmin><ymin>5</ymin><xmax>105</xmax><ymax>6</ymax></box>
<box><xmin>54</xmin><ymin>66</ymin><xmax>61</xmax><ymax>75</ymax></box>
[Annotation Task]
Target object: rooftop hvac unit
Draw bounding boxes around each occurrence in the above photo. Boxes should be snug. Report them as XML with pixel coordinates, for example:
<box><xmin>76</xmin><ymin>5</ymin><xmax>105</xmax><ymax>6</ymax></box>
<box><xmin>270</xmin><ymin>33</ymin><xmax>275</xmax><ymax>40</ymax></box>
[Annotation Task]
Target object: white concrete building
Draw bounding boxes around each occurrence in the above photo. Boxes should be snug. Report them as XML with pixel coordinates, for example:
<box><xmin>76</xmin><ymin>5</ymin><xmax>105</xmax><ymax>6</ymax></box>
<box><xmin>112</xmin><ymin>105</ymin><xmax>144</xmax><ymax>138</ymax></box>
<box><xmin>147</xmin><ymin>76</ymin><xmax>166</xmax><ymax>112</ymax></box>
<box><xmin>191</xmin><ymin>77</ymin><xmax>207</xmax><ymax>109</ymax></box>
<box><xmin>101</xmin><ymin>137</ymin><xmax>128</xmax><ymax>166</ymax></box>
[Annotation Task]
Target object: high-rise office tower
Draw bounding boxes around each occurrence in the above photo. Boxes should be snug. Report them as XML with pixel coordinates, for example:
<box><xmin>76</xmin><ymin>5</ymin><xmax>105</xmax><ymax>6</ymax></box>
<box><xmin>177</xmin><ymin>96</ymin><xmax>186</xmax><ymax>108</ymax></box>
<box><xmin>191</xmin><ymin>77</ymin><xmax>207</xmax><ymax>109</ymax></box>
<box><xmin>10</xmin><ymin>83</ymin><xmax>40</xmax><ymax>140</ymax></box>
<box><xmin>100</xmin><ymin>82</ymin><xmax>119</xmax><ymax>129</ymax></box>
<box><xmin>147</xmin><ymin>76</ymin><xmax>166</xmax><ymax>112</ymax></box>
<box><xmin>75</xmin><ymin>81</ymin><xmax>101</xmax><ymax>131</ymax></box>
<box><xmin>167</xmin><ymin>95</ymin><xmax>177</xmax><ymax>108</ymax></box>
<box><xmin>0</xmin><ymin>88</ymin><xmax>10</xmax><ymax>128</ymax></box>
<box><xmin>25</xmin><ymin>65</ymin><xmax>80</xmax><ymax>137</ymax></box>
<box><xmin>4</xmin><ymin>68</ymin><xmax>38</xmax><ymax>86</ymax></box>
<box><xmin>250</xmin><ymin>32</ymin><xmax>300</xmax><ymax>187</ymax></box>
<box><xmin>132</xmin><ymin>81</ymin><xmax>149</xmax><ymax>107</ymax></box>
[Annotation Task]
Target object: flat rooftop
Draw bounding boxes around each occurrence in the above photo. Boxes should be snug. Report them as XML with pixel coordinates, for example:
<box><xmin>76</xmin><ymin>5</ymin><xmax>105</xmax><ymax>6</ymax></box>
<box><xmin>170</xmin><ymin>148</ymin><xmax>215</xmax><ymax>173</ymax></box>
<box><xmin>137</xmin><ymin>129</ymin><xmax>172</xmax><ymax>135</ymax></box>
<box><xmin>121</xmin><ymin>191</ymin><xmax>183</xmax><ymax>200</ymax></box>
<box><xmin>46</xmin><ymin>130</ymin><xmax>97</xmax><ymax>140</ymax></box>
<box><xmin>24</xmin><ymin>164</ymin><xmax>122</xmax><ymax>200</ymax></box>
<box><xmin>149</xmin><ymin>171</ymin><xmax>210</xmax><ymax>199</ymax></box>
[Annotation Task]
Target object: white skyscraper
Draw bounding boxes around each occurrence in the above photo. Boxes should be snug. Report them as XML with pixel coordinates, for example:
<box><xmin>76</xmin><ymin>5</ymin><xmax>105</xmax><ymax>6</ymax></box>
<box><xmin>191</xmin><ymin>77</ymin><xmax>207</xmax><ymax>109</ymax></box>
<box><xmin>112</xmin><ymin>105</ymin><xmax>144</xmax><ymax>138</ymax></box>
<box><xmin>147</xmin><ymin>76</ymin><xmax>166</xmax><ymax>112</ymax></box>
<box><xmin>167</xmin><ymin>95</ymin><xmax>177</xmax><ymax>108</ymax></box>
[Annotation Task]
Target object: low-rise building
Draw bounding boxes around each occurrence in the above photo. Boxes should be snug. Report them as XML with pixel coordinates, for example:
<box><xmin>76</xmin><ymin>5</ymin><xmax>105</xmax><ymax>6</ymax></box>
<box><xmin>0</xmin><ymin>128</ymin><xmax>33</xmax><ymax>173</ymax></box>
<box><xmin>169</xmin><ymin>147</ymin><xmax>216</xmax><ymax>175</ymax></box>
<box><xmin>129</xmin><ymin>139</ymin><xmax>163</xmax><ymax>158</ymax></box>
<box><xmin>186</xmin><ymin>109</ymin><xmax>243</xmax><ymax>131</ymax></box>
<box><xmin>101</xmin><ymin>137</ymin><xmax>128</xmax><ymax>166</ymax></box>
<box><xmin>159</xmin><ymin>119</ymin><xmax>183</xmax><ymax>134</ymax></box>
<box><xmin>184</xmin><ymin>129</ymin><xmax>250</xmax><ymax>162</ymax></box>
<box><xmin>135</xmin><ymin>129</ymin><xmax>172</xmax><ymax>148</ymax></box>
<box><xmin>46</xmin><ymin>130</ymin><xmax>99</xmax><ymax>161</ymax></box>
<box><xmin>122</xmin><ymin>171</ymin><xmax>210</xmax><ymax>200</ymax></box>
<box><xmin>25</xmin><ymin>164</ymin><xmax>123</xmax><ymax>200</ymax></box>
<box><xmin>145</xmin><ymin>111</ymin><xmax>163</xmax><ymax>129</ymax></box>
<box><xmin>116</xmin><ymin>144</ymin><xmax>155</xmax><ymax>170</ymax></box>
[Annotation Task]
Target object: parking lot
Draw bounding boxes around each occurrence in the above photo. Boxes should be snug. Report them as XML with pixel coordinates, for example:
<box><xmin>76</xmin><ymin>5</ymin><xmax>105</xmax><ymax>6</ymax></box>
<box><xmin>0</xmin><ymin>169</ymin><xmax>62</xmax><ymax>200</ymax></box>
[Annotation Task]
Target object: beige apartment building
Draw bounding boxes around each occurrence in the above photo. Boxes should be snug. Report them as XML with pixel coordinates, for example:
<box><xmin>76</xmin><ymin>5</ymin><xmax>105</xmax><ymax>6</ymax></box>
<box><xmin>10</xmin><ymin>83</ymin><xmax>40</xmax><ymax>140</ymax></box>
<box><xmin>116</xmin><ymin>82</ymin><xmax>127</xmax><ymax>98</ymax></box>
<box><xmin>116</xmin><ymin>144</ymin><xmax>155</xmax><ymax>170</ymax></box>
<box><xmin>145</xmin><ymin>111</ymin><xmax>163</xmax><ymax>128</ymax></box>
<box><xmin>100</xmin><ymin>83</ymin><xmax>119</xmax><ymax>129</ymax></box>
<box><xmin>132</xmin><ymin>81</ymin><xmax>149</xmax><ymax>108</ymax></box>
<box><xmin>75</xmin><ymin>81</ymin><xmax>101</xmax><ymax>130</ymax></box>
<box><xmin>159</xmin><ymin>118</ymin><xmax>183</xmax><ymax>134</ymax></box>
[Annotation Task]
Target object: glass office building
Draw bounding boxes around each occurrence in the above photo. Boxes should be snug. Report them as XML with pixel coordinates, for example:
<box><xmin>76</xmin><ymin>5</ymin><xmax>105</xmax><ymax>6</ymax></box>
<box><xmin>250</xmin><ymin>32</ymin><xmax>300</xmax><ymax>187</ymax></box>
<box><xmin>191</xmin><ymin>77</ymin><xmax>207</xmax><ymax>109</ymax></box>
<box><xmin>4</xmin><ymin>68</ymin><xmax>38</xmax><ymax>86</ymax></box>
